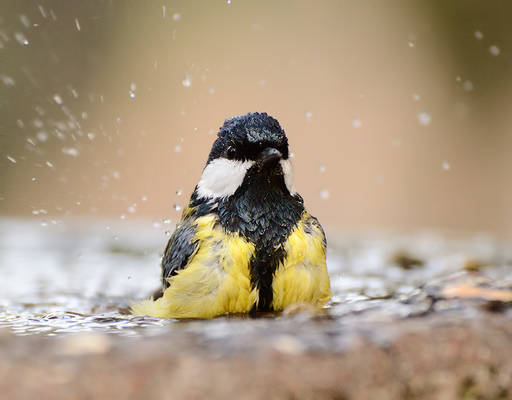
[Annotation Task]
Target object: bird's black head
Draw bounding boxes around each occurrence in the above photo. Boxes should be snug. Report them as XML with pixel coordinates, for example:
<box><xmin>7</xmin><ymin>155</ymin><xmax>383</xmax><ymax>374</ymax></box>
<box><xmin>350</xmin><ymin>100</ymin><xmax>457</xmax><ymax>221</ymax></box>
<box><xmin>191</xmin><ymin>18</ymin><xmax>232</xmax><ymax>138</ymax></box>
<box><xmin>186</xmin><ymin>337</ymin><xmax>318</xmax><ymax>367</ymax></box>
<box><xmin>195</xmin><ymin>112</ymin><xmax>295</xmax><ymax>200</ymax></box>
<box><xmin>207</xmin><ymin>112</ymin><xmax>289</xmax><ymax>163</ymax></box>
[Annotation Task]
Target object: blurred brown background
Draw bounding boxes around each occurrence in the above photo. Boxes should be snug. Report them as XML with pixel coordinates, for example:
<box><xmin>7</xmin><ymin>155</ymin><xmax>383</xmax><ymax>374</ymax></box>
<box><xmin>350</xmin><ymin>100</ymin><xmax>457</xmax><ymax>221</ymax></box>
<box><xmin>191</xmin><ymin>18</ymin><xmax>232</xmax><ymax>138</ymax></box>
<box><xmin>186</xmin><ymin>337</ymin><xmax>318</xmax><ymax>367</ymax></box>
<box><xmin>1</xmin><ymin>0</ymin><xmax>511</xmax><ymax>234</ymax></box>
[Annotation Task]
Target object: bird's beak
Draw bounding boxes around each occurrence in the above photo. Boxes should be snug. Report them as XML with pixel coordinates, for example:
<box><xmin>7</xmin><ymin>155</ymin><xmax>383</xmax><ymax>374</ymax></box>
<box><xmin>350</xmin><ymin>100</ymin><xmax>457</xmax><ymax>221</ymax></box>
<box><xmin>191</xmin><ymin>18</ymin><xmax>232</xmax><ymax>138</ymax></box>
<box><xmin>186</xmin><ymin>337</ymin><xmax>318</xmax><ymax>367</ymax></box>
<box><xmin>258</xmin><ymin>147</ymin><xmax>282</xmax><ymax>169</ymax></box>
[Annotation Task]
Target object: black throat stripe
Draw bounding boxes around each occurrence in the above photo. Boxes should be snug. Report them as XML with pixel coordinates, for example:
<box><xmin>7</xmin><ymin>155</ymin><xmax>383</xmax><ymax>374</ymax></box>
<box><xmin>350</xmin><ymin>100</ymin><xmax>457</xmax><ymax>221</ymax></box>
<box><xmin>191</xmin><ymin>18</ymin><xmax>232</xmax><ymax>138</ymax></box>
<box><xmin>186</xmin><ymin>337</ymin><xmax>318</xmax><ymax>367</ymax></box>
<box><xmin>216</xmin><ymin>168</ymin><xmax>304</xmax><ymax>311</ymax></box>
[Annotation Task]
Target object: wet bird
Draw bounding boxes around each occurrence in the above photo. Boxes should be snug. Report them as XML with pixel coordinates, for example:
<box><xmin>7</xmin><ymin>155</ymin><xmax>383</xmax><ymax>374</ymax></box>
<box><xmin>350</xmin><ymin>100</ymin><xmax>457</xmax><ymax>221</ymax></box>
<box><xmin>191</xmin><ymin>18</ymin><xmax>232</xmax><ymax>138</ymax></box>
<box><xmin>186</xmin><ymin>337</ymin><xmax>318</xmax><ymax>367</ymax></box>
<box><xmin>132</xmin><ymin>112</ymin><xmax>331</xmax><ymax>318</ymax></box>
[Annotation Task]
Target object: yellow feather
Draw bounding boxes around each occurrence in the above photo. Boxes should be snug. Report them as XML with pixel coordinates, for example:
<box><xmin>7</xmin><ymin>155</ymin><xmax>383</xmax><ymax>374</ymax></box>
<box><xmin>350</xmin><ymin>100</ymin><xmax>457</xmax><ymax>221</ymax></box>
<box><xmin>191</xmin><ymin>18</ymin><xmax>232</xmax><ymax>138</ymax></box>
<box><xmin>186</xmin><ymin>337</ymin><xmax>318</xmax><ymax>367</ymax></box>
<box><xmin>132</xmin><ymin>212</ymin><xmax>331</xmax><ymax>318</ymax></box>
<box><xmin>272</xmin><ymin>213</ymin><xmax>332</xmax><ymax>311</ymax></box>
<box><xmin>132</xmin><ymin>214</ymin><xmax>258</xmax><ymax>318</ymax></box>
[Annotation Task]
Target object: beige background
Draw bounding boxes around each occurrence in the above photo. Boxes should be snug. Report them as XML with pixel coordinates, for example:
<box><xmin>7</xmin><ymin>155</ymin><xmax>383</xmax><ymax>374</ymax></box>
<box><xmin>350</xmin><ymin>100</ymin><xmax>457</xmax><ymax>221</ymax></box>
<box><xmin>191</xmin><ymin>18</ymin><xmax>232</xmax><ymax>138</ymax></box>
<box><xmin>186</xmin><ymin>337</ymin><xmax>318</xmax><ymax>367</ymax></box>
<box><xmin>1</xmin><ymin>1</ymin><xmax>511</xmax><ymax>234</ymax></box>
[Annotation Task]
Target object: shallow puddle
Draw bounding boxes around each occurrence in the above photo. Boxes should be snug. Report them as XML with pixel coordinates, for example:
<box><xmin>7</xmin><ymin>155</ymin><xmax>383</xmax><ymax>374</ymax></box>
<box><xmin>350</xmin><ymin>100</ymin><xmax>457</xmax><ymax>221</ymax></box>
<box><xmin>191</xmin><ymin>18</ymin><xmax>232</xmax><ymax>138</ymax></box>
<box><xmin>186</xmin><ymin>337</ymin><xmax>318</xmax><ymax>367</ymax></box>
<box><xmin>0</xmin><ymin>218</ymin><xmax>511</xmax><ymax>337</ymax></box>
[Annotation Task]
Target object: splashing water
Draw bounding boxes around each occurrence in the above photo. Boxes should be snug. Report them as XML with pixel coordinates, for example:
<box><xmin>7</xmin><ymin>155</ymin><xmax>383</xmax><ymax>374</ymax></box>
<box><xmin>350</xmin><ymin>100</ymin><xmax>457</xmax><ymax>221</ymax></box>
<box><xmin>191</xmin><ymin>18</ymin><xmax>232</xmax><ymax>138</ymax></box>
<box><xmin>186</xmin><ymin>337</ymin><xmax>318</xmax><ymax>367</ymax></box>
<box><xmin>1</xmin><ymin>75</ymin><xmax>15</xmax><ymax>86</ymax></box>
<box><xmin>489</xmin><ymin>45</ymin><xmax>501</xmax><ymax>56</ymax></box>
<box><xmin>62</xmin><ymin>147</ymin><xmax>79</xmax><ymax>157</ymax></box>
<box><xmin>14</xmin><ymin>32</ymin><xmax>29</xmax><ymax>46</ymax></box>
<box><xmin>417</xmin><ymin>112</ymin><xmax>431</xmax><ymax>126</ymax></box>
<box><xmin>462</xmin><ymin>80</ymin><xmax>474</xmax><ymax>92</ymax></box>
<box><xmin>182</xmin><ymin>75</ymin><xmax>191</xmax><ymax>88</ymax></box>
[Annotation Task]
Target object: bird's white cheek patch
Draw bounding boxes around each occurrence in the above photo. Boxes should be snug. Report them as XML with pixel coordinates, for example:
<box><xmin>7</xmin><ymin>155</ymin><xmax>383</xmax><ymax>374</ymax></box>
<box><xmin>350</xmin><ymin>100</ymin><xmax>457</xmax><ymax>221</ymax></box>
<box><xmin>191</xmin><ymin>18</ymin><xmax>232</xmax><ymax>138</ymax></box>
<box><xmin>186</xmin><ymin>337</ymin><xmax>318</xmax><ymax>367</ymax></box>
<box><xmin>197</xmin><ymin>158</ymin><xmax>254</xmax><ymax>199</ymax></box>
<box><xmin>280</xmin><ymin>159</ymin><xmax>296</xmax><ymax>195</ymax></box>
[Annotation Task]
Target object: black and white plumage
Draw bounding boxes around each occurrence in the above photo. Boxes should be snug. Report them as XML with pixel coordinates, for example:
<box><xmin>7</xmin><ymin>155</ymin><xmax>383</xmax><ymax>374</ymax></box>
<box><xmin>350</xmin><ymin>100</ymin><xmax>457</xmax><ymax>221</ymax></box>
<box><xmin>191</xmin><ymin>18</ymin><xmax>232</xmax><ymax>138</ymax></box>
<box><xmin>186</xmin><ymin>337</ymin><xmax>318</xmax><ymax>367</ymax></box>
<box><xmin>133</xmin><ymin>112</ymin><xmax>331</xmax><ymax>318</ymax></box>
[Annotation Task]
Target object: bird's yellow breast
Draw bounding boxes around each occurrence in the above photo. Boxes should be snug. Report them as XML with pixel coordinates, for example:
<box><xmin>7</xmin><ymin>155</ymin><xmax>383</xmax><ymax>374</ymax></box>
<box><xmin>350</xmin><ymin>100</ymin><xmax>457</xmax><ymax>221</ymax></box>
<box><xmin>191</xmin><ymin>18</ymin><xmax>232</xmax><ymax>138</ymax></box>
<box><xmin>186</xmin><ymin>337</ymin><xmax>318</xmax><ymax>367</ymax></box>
<box><xmin>132</xmin><ymin>213</ymin><xmax>331</xmax><ymax>319</ymax></box>
<box><xmin>272</xmin><ymin>217</ymin><xmax>332</xmax><ymax>310</ymax></box>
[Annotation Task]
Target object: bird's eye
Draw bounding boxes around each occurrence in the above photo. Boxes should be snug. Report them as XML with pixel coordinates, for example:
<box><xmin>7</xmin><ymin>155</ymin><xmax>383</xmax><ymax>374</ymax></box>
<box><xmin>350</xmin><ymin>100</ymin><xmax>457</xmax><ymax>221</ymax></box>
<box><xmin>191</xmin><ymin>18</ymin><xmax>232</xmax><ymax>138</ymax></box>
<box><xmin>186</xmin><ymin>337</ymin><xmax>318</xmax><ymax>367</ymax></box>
<box><xmin>226</xmin><ymin>146</ymin><xmax>236</xmax><ymax>160</ymax></box>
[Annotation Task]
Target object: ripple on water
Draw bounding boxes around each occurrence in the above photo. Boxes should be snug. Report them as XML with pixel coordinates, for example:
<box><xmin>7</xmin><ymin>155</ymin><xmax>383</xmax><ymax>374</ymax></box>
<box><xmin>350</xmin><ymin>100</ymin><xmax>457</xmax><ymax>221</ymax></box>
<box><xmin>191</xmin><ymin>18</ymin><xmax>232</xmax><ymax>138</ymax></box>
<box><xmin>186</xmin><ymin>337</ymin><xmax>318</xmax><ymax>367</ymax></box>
<box><xmin>0</xmin><ymin>218</ymin><xmax>511</xmax><ymax>337</ymax></box>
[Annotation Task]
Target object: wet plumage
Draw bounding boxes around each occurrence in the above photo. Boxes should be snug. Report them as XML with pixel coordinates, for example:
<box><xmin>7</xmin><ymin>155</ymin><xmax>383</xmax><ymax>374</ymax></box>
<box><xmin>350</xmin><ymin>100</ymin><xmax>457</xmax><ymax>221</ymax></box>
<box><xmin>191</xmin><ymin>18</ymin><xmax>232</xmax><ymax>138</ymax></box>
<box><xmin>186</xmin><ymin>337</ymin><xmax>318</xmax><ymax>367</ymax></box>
<box><xmin>132</xmin><ymin>112</ymin><xmax>331</xmax><ymax>318</ymax></box>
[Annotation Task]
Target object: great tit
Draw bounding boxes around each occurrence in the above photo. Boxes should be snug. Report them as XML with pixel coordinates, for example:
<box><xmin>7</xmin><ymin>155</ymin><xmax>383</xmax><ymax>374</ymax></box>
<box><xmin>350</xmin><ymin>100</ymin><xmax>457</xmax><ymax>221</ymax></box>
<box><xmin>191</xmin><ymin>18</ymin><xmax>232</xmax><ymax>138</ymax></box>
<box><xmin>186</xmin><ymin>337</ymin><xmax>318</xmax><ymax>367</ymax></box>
<box><xmin>132</xmin><ymin>112</ymin><xmax>331</xmax><ymax>318</ymax></box>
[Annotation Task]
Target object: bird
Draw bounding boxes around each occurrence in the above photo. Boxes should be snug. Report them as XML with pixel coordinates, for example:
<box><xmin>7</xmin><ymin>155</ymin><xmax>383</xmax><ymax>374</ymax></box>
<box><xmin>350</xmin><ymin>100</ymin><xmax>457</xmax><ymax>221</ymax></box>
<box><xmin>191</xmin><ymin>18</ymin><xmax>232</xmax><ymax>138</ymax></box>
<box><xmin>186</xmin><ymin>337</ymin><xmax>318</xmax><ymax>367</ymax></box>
<box><xmin>132</xmin><ymin>112</ymin><xmax>331</xmax><ymax>318</ymax></box>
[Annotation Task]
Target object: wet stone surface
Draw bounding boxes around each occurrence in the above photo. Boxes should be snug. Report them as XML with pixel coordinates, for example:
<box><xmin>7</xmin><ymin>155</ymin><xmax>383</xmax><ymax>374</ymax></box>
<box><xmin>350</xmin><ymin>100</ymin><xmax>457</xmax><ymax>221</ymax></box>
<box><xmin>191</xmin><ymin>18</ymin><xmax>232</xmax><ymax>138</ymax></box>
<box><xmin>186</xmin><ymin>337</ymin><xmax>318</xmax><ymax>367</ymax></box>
<box><xmin>0</xmin><ymin>218</ymin><xmax>511</xmax><ymax>399</ymax></box>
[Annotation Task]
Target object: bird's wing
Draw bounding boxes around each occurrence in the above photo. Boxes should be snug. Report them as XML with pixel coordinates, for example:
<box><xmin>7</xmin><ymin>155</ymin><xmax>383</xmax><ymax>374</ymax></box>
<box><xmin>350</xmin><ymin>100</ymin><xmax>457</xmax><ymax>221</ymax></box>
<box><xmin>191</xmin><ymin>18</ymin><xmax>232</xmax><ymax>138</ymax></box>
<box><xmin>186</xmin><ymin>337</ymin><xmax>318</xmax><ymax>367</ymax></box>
<box><xmin>303</xmin><ymin>213</ymin><xmax>327</xmax><ymax>249</ymax></box>
<box><xmin>161</xmin><ymin>218</ymin><xmax>199</xmax><ymax>288</ymax></box>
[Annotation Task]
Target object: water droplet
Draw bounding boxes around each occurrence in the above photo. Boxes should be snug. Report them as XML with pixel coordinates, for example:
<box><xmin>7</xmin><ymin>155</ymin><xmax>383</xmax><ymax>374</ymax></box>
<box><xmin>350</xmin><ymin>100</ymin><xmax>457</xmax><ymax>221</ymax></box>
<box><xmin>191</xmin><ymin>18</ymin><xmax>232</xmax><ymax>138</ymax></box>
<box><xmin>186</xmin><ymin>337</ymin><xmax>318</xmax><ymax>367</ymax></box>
<box><xmin>227</xmin><ymin>0</ymin><xmax>231</xmax><ymax>4</ymax></box>
<box><xmin>289</xmin><ymin>152</ymin><xmax>294</xmax><ymax>158</ymax></box>
<box><xmin>62</xmin><ymin>147</ymin><xmax>79</xmax><ymax>157</ymax></box>
<box><xmin>320</xmin><ymin>189</ymin><xmax>330</xmax><ymax>200</ymax></box>
<box><xmin>417</xmin><ymin>112</ymin><xmax>431</xmax><ymax>126</ymax></box>
<box><xmin>305</xmin><ymin>111</ymin><xmax>312</xmax><ymax>120</ymax></box>
<box><xmin>474</xmin><ymin>30</ymin><xmax>483</xmax><ymax>40</ymax></box>
<box><xmin>408</xmin><ymin>41</ymin><xmax>415</xmax><ymax>48</ymax></box>
<box><xmin>141</xmin><ymin>196</ymin><xmax>148</xmax><ymax>201</ymax></box>
<box><xmin>462</xmin><ymin>80</ymin><xmax>474</xmax><ymax>92</ymax></box>
<box><xmin>112</xmin><ymin>171</ymin><xmax>120</xmax><ymax>179</ymax></box>
<box><xmin>87</xmin><ymin>132</ymin><xmax>95</xmax><ymax>140</ymax></box>
<box><xmin>208</xmin><ymin>87</ymin><xmax>215</xmax><ymax>94</ymax></box>
<box><xmin>1</xmin><ymin>75</ymin><xmax>15</xmax><ymax>86</ymax></box>
<box><xmin>41</xmin><ymin>221</ymin><xmax>48</xmax><ymax>227</ymax></box>
<box><xmin>19</xmin><ymin>14</ymin><xmax>31</xmax><ymax>27</ymax></box>
<box><xmin>172</xmin><ymin>13</ymin><xmax>181</xmax><ymax>21</ymax></box>
<box><xmin>455</xmin><ymin>75</ymin><xmax>462</xmax><ymax>83</ymax></box>
<box><xmin>173</xmin><ymin>203</ymin><xmax>182</xmax><ymax>211</ymax></box>
<box><xmin>129</xmin><ymin>82</ymin><xmax>136</xmax><ymax>98</ymax></box>
<box><xmin>38</xmin><ymin>5</ymin><xmax>47</xmax><ymax>18</ymax></box>
<box><xmin>489</xmin><ymin>45</ymin><xmax>500</xmax><ymax>56</ymax></box>
<box><xmin>319</xmin><ymin>165</ymin><xmax>326</xmax><ymax>173</ymax></box>
<box><xmin>120</xmin><ymin>214</ymin><xmax>126</xmax><ymax>220</ymax></box>
<box><xmin>14</xmin><ymin>32</ymin><xmax>29</xmax><ymax>45</ymax></box>
<box><xmin>162</xmin><ymin>6</ymin><xmax>166</xmax><ymax>18</ymax></box>
<box><xmin>162</xmin><ymin>217</ymin><xmax>171</xmax><ymax>224</ymax></box>
<box><xmin>174</xmin><ymin>144</ymin><xmax>182</xmax><ymax>153</ymax></box>
<box><xmin>412</xmin><ymin>93</ymin><xmax>420</xmax><ymax>102</ymax></box>
<box><xmin>165</xmin><ymin>230</ymin><xmax>171</xmax><ymax>236</ymax></box>
<box><xmin>32</xmin><ymin>210</ymin><xmax>40</xmax><ymax>215</ymax></box>
<box><xmin>352</xmin><ymin>119</ymin><xmax>362</xmax><ymax>128</ymax></box>
<box><xmin>6</xmin><ymin>155</ymin><xmax>16</xmax><ymax>163</ymax></box>
<box><xmin>74</xmin><ymin>18</ymin><xmax>81</xmax><ymax>31</ymax></box>
<box><xmin>46</xmin><ymin>161</ymin><xmax>54</xmax><ymax>168</ymax></box>
<box><xmin>152</xmin><ymin>221</ymin><xmax>161</xmax><ymax>228</ymax></box>
<box><xmin>127</xmin><ymin>204</ymin><xmax>136</xmax><ymax>213</ymax></box>
<box><xmin>53</xmin><ymin>94</ymin><xmax>63</xmax><ymax>104</ymax></box>
<box><xmin>176</xmin><ymin>189</ymin><xmax>183</xmax><ymax>196</ymax></box>
<box><xmin>442</xmin><ymin>161</ymin><xmax>451</xmax><ymax>171</ymax></box>
<box><xmin>182</xmin><ymin>75</ymin><xmax>191</xmax><ymax>87</ymax></box>
<box><xmin>37</xmin><ymin>132</ymin><xmax>48</xmax><ymax>142</ymax></box>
